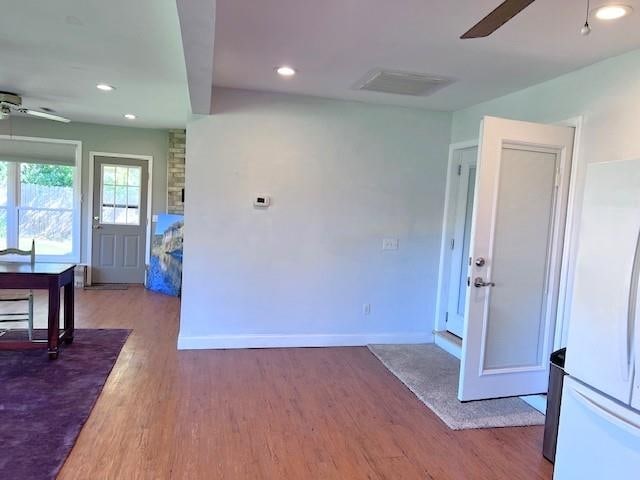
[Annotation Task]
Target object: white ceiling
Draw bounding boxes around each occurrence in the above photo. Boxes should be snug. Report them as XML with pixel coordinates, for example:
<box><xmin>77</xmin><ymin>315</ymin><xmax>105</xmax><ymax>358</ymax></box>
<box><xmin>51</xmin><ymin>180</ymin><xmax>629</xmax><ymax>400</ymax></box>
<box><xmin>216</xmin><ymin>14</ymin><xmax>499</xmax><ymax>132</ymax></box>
<box><xmin>212</xmin><ymin>0</ymin><xmax>640</xmax><ymax>111</ymax></box>
<box><xmin>0</xmin><ymin>0</ymin><xmax>190</xmax><ymax>128</ymax></box>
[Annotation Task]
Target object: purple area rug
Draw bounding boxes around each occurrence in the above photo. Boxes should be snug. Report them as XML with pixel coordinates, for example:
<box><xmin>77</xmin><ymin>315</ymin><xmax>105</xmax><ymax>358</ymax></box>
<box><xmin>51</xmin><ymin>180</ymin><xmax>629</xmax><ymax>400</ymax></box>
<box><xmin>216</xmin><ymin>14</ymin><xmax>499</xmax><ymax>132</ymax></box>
<box><xmin>0</xmin><ymin>329</ymin><xmax>130</xmax><ymax>479</ymax></box>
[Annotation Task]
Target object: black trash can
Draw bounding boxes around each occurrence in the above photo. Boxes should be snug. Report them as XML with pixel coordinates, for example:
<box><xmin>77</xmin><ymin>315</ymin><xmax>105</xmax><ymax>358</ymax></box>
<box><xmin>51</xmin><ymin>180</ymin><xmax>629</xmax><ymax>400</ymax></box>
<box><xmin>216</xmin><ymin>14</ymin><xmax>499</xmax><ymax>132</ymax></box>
<box><xmin>543</xmin><ymin>347</ymin><xmax>566</xmax><ymax>463</ymax></box>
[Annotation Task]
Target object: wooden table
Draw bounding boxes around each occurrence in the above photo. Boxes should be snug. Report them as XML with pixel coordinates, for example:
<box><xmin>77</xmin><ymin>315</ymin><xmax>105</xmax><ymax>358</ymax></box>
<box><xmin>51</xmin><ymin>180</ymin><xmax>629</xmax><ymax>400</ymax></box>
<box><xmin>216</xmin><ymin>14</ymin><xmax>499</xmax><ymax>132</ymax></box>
<box><xmin>0</xmin><ymin>263</ymin><xmax>75</xmax><ymax>359</ymax></box>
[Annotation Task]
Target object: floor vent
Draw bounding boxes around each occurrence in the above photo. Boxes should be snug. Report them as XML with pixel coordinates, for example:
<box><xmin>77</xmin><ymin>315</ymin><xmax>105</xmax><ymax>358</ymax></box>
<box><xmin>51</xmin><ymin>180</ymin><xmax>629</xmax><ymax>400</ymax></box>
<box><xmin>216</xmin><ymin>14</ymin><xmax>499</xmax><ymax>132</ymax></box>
<box><xmin>356</xmin><ymin>69</ymin><xmax>454</xmax><ymax>97</ymax></box>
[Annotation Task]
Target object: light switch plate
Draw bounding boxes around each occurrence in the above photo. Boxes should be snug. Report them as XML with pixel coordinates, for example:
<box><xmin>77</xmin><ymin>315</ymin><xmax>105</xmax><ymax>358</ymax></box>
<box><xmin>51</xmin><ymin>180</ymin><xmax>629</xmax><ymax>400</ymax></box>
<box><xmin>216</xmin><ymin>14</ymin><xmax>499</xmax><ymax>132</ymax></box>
<box><xmin>382</xmin><ymin>238</ymin><xmax>399</xmax><ymax>250</ymax></box>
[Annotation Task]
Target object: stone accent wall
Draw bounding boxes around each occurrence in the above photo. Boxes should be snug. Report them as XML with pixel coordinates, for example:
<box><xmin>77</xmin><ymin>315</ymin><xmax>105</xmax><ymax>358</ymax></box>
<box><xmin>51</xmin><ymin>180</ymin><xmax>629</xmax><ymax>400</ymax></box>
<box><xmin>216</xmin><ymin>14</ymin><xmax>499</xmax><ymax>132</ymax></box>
<box><xmin>167</xmin><ymin>129</ymin><xmax>186</xmax><ymax>214</ymax></box>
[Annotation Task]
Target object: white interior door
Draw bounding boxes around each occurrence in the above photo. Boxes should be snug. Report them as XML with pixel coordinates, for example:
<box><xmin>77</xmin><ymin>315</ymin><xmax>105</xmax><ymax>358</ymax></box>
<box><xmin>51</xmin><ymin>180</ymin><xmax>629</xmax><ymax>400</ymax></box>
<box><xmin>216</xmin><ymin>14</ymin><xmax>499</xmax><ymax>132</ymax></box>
<box><xmin>446</xmin><ymin>148</ymin><xmax>477</xmax><ymax>338</ymax></box>
<box><xmin>458</xmin><ymin>116</ymin><xmax>574</xmax><ymax>401</ymax></box>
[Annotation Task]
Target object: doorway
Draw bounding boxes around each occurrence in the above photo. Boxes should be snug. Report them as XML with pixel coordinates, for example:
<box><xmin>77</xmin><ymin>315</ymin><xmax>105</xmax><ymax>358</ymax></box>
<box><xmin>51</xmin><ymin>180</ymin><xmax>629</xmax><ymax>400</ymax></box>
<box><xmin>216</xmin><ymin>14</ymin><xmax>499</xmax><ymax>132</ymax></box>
<box><xmin>436</xmin><ymin>117</ymin><xmax>578</xmax><ymax>402</ymax></box>
<box><xmin>445</xmin><ymin>148</ymin><xmax>477</xmax><ymax>338</ymax></box>
<box><xmin>89</xmin><ymin>154</ymin><xmax>151</xmax><ymax>284</ymax></box>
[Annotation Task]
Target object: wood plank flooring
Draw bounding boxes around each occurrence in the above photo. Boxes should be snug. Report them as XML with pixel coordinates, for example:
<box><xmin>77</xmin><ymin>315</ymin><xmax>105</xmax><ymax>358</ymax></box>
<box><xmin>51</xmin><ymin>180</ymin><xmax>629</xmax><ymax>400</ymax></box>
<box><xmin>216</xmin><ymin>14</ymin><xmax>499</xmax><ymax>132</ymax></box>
<box><xmin>22</xmin><ymin>287</ymin><xmax>551</xmax><ymax>479</ymax></box>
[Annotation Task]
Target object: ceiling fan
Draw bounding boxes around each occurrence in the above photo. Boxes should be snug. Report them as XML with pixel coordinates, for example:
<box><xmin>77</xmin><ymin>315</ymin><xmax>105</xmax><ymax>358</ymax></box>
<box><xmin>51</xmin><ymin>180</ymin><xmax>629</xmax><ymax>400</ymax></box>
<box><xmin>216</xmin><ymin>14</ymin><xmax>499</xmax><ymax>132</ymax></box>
<box><xmin>461</xmin><ymin>0</ymin><xmax>536</xmax><ymax>39</ymax></box>
<box><xmin>0</xmin><ymin>91</ymin><xmax>70</xmax><ymax>123</ymax></box>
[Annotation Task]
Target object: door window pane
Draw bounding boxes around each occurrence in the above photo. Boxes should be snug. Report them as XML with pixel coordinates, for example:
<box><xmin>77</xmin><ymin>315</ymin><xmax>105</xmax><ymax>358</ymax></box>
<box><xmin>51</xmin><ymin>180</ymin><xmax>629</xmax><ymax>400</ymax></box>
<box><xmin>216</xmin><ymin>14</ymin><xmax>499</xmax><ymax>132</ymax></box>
<box><xmin>102</xmin><ymin>206</ymin><xmax>115</xmax><ymax>224</ymax></box>
<box><xmin>115</xmin><ymin>186</ymin><xmax>127</xmax><ymax>205</ymax></box>
<box><xmin>100</xmin><ymin>164</ymin><xmax>142</xmax><ymax>225</ymax></box>
<box><xmin>103</xmin><ymin>185</ymin><xmax>115</xmax><ymax>205</ymax></box>
<box><xmin>128</xmin><ymin>187</ymin><xmax>140</xmax><ymax>207</ymax></box>
<box><xmin>103</xmin><ymin>166</ymin><xmax>116</xmax><ymax>184</ymax></box>
<box><xmin>115</xmin><ymin>166</ymin><xmax>128</xmax><ymax>185</ymax></box>
<box><xmin>126</xmin><ymin>208</ymin><xmax>139</xmax><ymax>225</ymax></box>
<box><xmin>115</xmin><ymin>207</ymin><xmax>127</xmax><ymax>224</ymax></box>
<box><xmin>128</xmin><ymin>168</ymin><xmax>141</xmax><ymax>187</ymax></box>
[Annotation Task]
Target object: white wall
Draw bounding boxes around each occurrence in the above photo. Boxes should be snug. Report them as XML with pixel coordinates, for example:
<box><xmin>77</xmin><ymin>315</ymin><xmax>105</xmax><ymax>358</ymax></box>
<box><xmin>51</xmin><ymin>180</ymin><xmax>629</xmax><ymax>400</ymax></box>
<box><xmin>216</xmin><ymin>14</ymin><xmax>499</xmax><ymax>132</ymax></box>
<box><xmin>178</xmin><ymin>88</ymin><xmax>452</xmax><ymax>348</ymax></box>
<box><xmin>451</xmin><ymin>47</ymin><xmax>640</xmax><ymax>345</ymax></box>
<box><xmin>452</xmin><ymin>48</ymin><xmax>640</xmax><ymax>156</ymax></box>
<box><xmin>0</xmin><ymin>117</ymin><xmax>169</xmax><ymax>263</ymax></box>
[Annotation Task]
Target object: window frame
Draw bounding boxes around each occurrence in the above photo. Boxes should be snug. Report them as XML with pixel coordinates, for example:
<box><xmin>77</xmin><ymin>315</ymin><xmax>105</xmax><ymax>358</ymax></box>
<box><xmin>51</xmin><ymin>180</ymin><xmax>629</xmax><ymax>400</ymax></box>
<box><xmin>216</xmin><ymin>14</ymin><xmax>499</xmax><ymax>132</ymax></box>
<box><xmin>0</xmin><ymin>135</ymin><xmax>82</xmax><ymax>264</ymax></box>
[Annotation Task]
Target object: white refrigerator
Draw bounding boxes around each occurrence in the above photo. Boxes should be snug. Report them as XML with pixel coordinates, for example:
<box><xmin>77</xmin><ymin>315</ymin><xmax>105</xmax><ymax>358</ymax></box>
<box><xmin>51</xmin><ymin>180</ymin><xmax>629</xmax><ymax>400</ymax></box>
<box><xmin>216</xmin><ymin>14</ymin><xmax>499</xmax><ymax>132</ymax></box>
<box><xmin>554</xmin><ymin>159</ymin><xmax>640</xmax><ymax>479</ymax></box>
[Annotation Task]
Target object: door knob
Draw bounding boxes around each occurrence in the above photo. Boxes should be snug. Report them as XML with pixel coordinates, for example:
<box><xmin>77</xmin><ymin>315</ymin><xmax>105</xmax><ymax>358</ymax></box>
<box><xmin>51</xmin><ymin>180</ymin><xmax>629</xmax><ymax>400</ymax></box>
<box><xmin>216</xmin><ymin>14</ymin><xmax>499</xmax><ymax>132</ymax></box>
<box><xmin>93</xmin><ymin>225</ymin><xmax>102</xmax><ymax>230</ymax></box>
<box><xmin>474</xmin><ymin>277</ymin><xmax>495</xmax><ymax>288</ymax></box>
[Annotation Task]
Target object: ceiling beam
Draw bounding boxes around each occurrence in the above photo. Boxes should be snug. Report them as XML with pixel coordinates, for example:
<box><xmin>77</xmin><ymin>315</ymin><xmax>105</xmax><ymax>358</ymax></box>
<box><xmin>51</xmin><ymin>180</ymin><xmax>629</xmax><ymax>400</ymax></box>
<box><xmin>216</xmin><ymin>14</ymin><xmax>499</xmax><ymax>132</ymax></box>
<box><xmin>176</xmin><ymin>0</ymin><xmax>216</xmax><ymax>115</ymax></box>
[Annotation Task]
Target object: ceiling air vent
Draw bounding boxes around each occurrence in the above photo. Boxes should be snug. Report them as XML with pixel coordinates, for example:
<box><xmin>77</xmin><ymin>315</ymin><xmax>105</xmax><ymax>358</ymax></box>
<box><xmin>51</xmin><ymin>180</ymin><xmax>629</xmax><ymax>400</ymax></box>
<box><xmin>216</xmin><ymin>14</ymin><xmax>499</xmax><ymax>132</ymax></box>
<box><xmin>356</xmin><ymin>69</ymin><xmax>454</xmax><ymax>97</ymax></box>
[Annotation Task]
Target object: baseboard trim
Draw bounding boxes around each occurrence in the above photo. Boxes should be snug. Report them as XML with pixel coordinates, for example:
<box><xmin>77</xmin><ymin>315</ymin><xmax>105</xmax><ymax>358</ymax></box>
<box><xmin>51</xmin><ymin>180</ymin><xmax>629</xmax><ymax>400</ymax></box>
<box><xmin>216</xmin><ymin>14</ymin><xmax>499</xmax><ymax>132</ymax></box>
<box><xmin>177</xmin><ymin>332</ymin><xmax>434</xmax><ymax>350</ymax></box>
<box><xmin>434</xmin><ymin>330</ymin><xmax>462</xmax><ymax>359</ymax></box>
<box><xmin>520</xmin><ymin>394</ymin><xmax>547</xmax><ymax>414</ymax></box>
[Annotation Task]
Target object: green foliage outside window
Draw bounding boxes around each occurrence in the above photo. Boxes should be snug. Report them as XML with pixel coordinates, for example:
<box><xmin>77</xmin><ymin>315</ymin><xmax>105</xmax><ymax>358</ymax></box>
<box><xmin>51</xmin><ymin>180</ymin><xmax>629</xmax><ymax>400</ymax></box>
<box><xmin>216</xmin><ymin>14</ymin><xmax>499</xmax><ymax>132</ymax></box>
<box><xmin>21</xmin><ymin>164</ymin><xmax>73</xmax><ymax>186</ymax></box>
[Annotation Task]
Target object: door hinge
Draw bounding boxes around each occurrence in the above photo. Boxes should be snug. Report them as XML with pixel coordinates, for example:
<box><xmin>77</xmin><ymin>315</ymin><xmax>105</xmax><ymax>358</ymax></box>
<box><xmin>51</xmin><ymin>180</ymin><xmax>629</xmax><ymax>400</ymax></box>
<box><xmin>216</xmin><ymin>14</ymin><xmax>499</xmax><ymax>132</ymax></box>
<box><xmin>450</xmin><ymin>238</ymin><xmax>455</xmax><ymax>250</ymax></box>
<box><xmin>457</xmin><ymin>164</ymin><xmax>462</xmax><ymax>176</ymax></box>
<box><xmin>445</xmin><ymin>312</ymin><xmax>449</xmax><ymax>323</ymax></box>
<box><xmin>555</xmin><ymin>168</ymin><xmax>561</xmax><ymax>188</ymax></box>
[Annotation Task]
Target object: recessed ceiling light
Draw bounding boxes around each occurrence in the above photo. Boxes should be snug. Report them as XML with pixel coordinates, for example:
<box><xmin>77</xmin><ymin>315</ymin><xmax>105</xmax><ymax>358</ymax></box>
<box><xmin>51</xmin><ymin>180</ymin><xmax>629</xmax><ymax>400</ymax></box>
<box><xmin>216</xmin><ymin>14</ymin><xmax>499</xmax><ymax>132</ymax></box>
<box><xmin>96</xmin><ymin>83</ymin><xmax>115</xmax><ymax>91</ymax></box>
<box><xmin>124</xmin><ymin>114</ymin><xmax>136</xmax><ymax>120</ymax></box>
<box><xmin>275</xmin><ymin>66</ymin><xmax>296</xmax><ymax>77</ymax></box>
<box><xmin>594</xmin><ymin>4</ymin><xmax>632</xmax><ymax>20</ymax></box>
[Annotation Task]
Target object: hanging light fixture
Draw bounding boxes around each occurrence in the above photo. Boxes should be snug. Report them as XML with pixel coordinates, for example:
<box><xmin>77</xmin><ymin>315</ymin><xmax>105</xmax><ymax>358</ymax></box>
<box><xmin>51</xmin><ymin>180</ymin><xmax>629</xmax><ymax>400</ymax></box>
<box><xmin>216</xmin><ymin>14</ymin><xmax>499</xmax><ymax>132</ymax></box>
<box><xmin>581</xmin><ymin>0</ymin><xmax>592</xmax><ymax>35</ymax></box>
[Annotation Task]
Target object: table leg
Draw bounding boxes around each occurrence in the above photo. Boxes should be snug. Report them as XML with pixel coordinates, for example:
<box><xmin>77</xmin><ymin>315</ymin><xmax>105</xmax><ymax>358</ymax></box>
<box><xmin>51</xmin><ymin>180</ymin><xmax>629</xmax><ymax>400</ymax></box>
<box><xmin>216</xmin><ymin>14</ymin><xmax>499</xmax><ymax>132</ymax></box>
<box><xmin>63</xmin><ymin>281</ymin><xmax>74</xmax><ymax>344</ymax></box>
<box><xmin>48</xmin><ymin>279</ymin><xmax>60</xmax><ymax>359</ymax></box>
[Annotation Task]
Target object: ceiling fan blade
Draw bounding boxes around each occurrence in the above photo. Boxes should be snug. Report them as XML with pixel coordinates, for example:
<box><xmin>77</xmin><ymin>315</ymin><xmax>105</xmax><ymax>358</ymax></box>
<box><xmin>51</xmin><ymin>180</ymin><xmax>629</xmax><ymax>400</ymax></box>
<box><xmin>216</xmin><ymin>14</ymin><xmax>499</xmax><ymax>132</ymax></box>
<box><xmin>23</xmin><ymin>109</ymin><xmax>71</xmax><ymax>123</ymax></box>
<box><xmin>461</xmin><ymin>0</ymin><xmax>536</xmax><ymax>39</ymax></box>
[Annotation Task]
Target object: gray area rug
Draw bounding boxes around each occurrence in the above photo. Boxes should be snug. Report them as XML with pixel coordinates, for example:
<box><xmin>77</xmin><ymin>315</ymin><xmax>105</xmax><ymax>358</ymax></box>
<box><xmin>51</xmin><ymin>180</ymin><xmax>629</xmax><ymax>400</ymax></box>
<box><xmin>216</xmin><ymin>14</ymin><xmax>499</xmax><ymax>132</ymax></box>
<box><xmin>368</xmin><ymin>343</ymin><xmax>545</xmax><ymax>430</ymax></box>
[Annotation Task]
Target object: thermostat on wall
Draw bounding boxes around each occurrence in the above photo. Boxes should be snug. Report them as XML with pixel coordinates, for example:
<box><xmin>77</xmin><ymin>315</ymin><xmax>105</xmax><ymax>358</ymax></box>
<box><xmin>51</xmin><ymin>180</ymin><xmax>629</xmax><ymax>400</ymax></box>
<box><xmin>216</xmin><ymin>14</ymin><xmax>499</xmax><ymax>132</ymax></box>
<box><xmin>254</xmin><ymin>195</ymin><xmax>271</xmax><ymax>208</ymax></box>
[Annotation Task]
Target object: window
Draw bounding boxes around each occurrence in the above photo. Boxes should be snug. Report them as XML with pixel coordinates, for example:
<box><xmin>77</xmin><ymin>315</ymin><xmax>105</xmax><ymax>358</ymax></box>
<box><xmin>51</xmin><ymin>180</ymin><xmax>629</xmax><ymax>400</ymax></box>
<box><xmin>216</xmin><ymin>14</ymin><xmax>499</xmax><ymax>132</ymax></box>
<box><xmin>0</xmin><ymin>162</ymin><xmax>7</xmax><ymax>250</ymax></box>
<box><xmin>18</xmin><ymin>164</ymin><xmax>74</xmax><ymax>255</ymax></box>
<box><xmin>0</xmin><ymin>155</ymin><xmax>79</xmax><ymax>261</ymax></box>
<box><xmin>100</xmin><ymin>164</ymin><xmax>141</xmax><ymax>225</ymax></box>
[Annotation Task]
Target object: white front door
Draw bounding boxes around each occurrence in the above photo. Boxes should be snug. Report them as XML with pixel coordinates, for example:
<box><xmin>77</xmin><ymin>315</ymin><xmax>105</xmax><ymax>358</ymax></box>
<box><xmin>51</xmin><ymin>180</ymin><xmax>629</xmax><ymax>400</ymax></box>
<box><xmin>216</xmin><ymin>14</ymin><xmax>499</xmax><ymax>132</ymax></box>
<box><xmin>458</xmin><ymin>116</ymin><xmax>575</xmax><ymax>401</ymax></box>
<box><xmin>446</xmin><ymin>148</ymin><xmax>477</xmax><ymax>338</ymax></box>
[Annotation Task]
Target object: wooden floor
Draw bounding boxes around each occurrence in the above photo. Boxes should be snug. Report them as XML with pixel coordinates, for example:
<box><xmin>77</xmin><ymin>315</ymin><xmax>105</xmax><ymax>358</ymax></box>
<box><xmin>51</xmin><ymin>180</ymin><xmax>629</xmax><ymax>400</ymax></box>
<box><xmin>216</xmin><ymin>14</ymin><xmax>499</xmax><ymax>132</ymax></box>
<box><xmin>24</xmin><ymin>287</ymin><xmax>551</xmax><ymax>479</ymax></box>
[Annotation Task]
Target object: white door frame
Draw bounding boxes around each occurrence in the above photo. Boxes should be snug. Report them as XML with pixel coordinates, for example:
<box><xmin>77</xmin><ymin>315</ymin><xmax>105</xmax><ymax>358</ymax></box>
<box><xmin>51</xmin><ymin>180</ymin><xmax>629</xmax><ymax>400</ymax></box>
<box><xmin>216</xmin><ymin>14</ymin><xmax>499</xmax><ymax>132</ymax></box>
<box><xmin>87</xmin><ymin>152</ymin><xmax>153</xmax><ymax>285</ymax></box>
<box><xmin>553</xmin><ymin>116</ymin><xmax>584</xmax><ymax>349</ymax></box>
<box><xmin>434</xmin><ymin>140</ymin><xmax>478</xmax><ymax>334</ymax></box>
<box><xmin>434</xmin><ymin>116</ymin><xmax>584</xmax><ymax>353</ymax></box>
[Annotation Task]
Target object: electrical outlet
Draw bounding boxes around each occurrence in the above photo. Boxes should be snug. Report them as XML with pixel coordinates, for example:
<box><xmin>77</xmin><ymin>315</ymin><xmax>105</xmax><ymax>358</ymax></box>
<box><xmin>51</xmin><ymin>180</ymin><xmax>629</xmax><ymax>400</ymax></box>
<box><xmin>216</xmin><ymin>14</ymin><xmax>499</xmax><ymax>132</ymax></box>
<box><xmin>363</xmin><ymin>303</ymin><xmax>371</xmax><ymax>315</ymax></box>
<box><xmin>382</xmin><ymin>238</ymin><xmax>399</xmax><ymax>250</ymax></box>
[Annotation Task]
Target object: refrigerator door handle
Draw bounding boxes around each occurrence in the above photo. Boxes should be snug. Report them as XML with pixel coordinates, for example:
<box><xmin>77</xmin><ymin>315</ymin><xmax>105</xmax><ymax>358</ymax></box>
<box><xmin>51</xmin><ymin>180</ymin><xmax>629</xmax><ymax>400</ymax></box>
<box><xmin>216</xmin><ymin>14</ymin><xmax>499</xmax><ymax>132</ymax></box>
<box><xmin>625</xmin><ymin>228</ymin><xmax>640</xmax><ymax>383</ymax></box>
<box><xmin>573</xmin><ymin>387</ymin><xmax>640</xmax><ymax>438</ymax></box>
